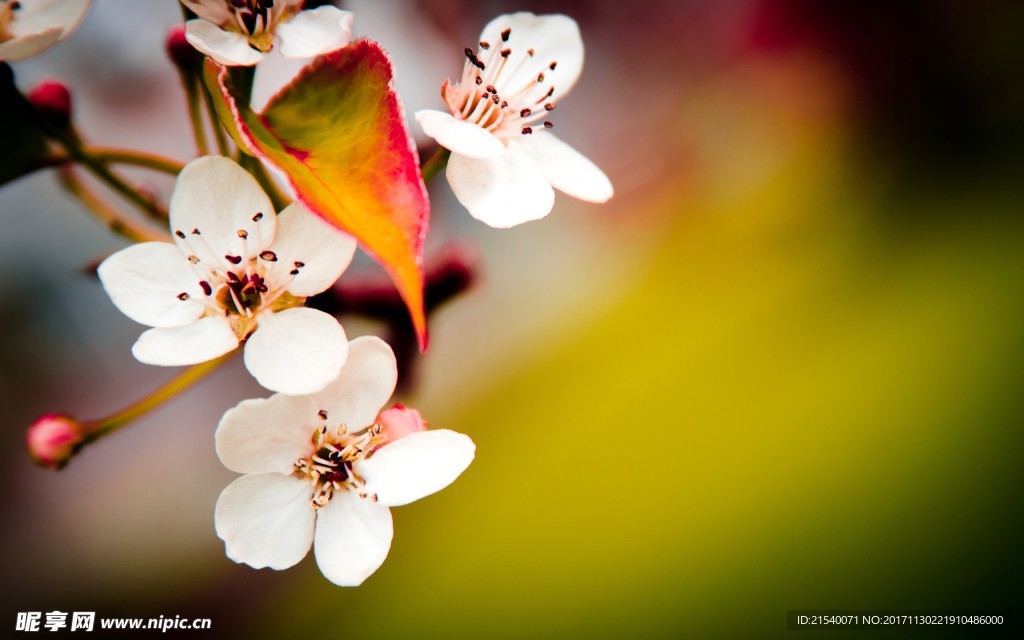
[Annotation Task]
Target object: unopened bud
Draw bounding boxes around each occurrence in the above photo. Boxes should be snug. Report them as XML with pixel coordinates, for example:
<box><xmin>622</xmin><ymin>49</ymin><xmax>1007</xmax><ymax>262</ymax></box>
<box><xmin>27</xmin><ymin>79</ymin><xmax>72</xmax><ymax>130</ymax></box>
<box><xmin>165</xmin><ymin>24</ymin><xmax>202</xmax><ymax>70</ymax></box>
<box><xmin>377</xmin><ymin>404</ymin><xmax>427</xmax><ymax>445</ymax></box>
<box><xmin>26</xmin><ymin>413</ymin><xmax>86</xmax><ymax>470</ymax></box>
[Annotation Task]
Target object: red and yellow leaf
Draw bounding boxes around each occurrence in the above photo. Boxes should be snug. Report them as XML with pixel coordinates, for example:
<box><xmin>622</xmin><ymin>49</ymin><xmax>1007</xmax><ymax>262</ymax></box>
<box><xmin>203</xmin><ymin>41</ymin><xmax>430</xmax><ymax>347</ymax></box>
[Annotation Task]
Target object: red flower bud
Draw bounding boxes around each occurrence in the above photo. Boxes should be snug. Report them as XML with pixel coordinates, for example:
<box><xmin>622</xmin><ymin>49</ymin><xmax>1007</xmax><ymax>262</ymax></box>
<box><xmin>377</xmin><ymin>404</ymin><xmax>427</xmax><ymax>445</ymax></box>
<box><xmin>166</xmin><ymin>24</ymin><xmax>202</xmax><ymax>70</ymax></box>
<box><xmin>26</xmin><ymin>413</ymin><xmax>86</xmax><ymax>470</ymax></box>
<box><xmin>26</xmin><ymin>79</ymin><xmax>72</xmax><ymax>130</ymax></box>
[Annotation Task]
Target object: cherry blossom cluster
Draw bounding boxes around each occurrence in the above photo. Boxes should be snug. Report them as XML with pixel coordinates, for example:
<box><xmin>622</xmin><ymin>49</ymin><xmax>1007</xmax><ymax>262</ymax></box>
<box><xmin>10</xmin><ymin>0</ymin><xmax>611</xmax><ymax>587</ymax></box>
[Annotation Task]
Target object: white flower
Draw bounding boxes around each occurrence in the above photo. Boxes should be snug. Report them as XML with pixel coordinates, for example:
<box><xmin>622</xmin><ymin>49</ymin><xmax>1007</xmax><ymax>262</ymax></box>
<box><xmin>0</xmin><ymin>0</ymin><xmax>91</xmax><ymax>62</ymax></box>
<box><xmin>214</xmin><ymin>336</ymin><xmax>475</xmax><ymax>586</ymax></box>
<box><xmin>415</xmin><ymin>12</ymin><xmax>613</xmax><ymax>228</ymax></box>
<box><xmin>98</xmin><ymin>156</ymin><xmax>356</xmax><ymax>395</ymax></box>
<box><xmin>181</xmin><ymin>0</ymin><xmax>352</xmax><ymax>66</ymax></box>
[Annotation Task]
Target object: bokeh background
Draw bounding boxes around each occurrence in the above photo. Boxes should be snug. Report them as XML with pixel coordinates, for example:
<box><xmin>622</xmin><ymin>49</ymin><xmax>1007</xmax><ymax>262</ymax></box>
<box><xmin>2</xmin><ymin>0</ymin><xmax>1022</xmax><ymax>637</ymax></box>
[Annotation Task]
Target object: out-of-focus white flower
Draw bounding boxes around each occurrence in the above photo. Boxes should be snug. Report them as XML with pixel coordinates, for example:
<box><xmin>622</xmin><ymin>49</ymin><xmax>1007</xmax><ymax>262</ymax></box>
<box><xmin>181</xmin><ymin>0</ymin><xmax>352</xmax><ymax>66</ymax></box>
<box><xmin>0</xmin><ymin>0</ymin><xmax>91</xmax><ymax>62</ymax></box>
<box><xmin>415</xmin><ymin>12</ymin><xmax>613</xmax><ymax>228</ymax></box>
<box><xmin>214</xmin><ymin>336</ymin><xmax>475</xmax><ymax>586</ymax></box>
<box><xmin>98</xmin><ymin>156</ymin><xmax>356</xmax><ymax>395</ymax></box>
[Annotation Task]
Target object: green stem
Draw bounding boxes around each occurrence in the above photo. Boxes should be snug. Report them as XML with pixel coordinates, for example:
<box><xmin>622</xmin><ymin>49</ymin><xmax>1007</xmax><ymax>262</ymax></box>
<box><xmin>421</xmin><ymin>146</ymin><xmax>450</xmax><ymax>183</ymax></box>
<box><xmin>88</xmin><ymin>147</ymin><xmax>185</xmax><ymax>174</ymax></box>
<box><xmin>83</xmin><ymin>353</ymin><xmax>233</xmax><ymax>441</ymax></box>
<box><xmin>43</xmin><ymin>146</ymin><xmax>185</xmax><ymax>175</ymax></box>
<box><xmin>53</xmin><ymin>133</ymin><xmax>170</xmax><ymax>220</ymax></box>
<box><xmin>201</xmin><ymin>80</ymin><xmax>231</xmax><ymax>156</ymax></box>
<box><xmin>182</xmin><ymin>73</ymin><xmax>210</xmax><ymax>156</ymax></box>
<box><xmin>57</xmin><ymin>168</ymin><xmax>167</xmax><ymax>243</ymax></box>
<box><xmin>241</xmin><ymin>154</ymin><xmax>289</xmax><ymax>212</ymax></box>
<box><xmin>229</xmin><ymin>65</ymin><xmax>256</xmax><ymax>103</ymax></box>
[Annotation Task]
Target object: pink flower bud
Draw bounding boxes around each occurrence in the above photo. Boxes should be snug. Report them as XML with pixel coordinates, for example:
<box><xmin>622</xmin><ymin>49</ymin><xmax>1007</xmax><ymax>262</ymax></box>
<box><xmin>377</xmin><ymin>404</ymin><xmax>427</xmax><ymax>444</ymax></box>
<box><xmin>26</xmin><ymin>413</ymin><xmax>86</xmax><ymax>470</ymax></box>
<box><xmin>166</xmin><ymin>24</ymin><xmax>202</xmax><ymax>70</ymax></box>
<box><xmin>27</xmin><ymin>79</ymin><xmax>72</xmax><ymax>129</ymax></box>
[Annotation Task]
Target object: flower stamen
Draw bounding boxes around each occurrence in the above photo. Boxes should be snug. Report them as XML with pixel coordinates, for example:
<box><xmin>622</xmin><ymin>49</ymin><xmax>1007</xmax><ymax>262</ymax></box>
<box><xmin>443</xmin><ymin>24</ymin><xmax>567</xmax><ymax>143</ymax></box>
<box><xmin>293</xmin><ymin>421</ymin><xmax>386</xmax><ymax>510</ymax></box>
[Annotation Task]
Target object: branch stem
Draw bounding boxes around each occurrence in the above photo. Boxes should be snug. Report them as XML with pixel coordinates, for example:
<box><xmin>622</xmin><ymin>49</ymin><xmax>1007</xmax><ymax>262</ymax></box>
<box><xmin>43</xmin><ymin>146</ymin><xmax>185</xmax><ymax>175</ymax></box>
<box><xmin>201</xmin><ymin>81</ymin><xmax>231</xmax><ymax>156</ymax></box>
<box><xmin>84</xmin><ymin>354</ymin><xmax>233</xmax><ymax>442</ymax></box>
<box><xmin>420</xmin><ymin>146</ymin><xmax>450</xmax><ymax>183</ymax></box>
<box><xmin>56</xmin><ymin>168</ymin><xmax>168</xmax><ymax>243</ymax></box>
<box><xmin>182</xmin><ymin>73</ymin><xmax>210</xmax><ymax>156</ymax></box>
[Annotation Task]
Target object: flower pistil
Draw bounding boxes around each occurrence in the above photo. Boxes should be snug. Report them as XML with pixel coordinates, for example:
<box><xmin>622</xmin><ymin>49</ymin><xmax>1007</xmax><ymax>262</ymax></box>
<box><xmin>295</xmin><ymin>417</ymin><xmax>387</xmax><ymax>509</ymax></box>
<box><xmin>172</xmin><ymin>220</ymin><xmax>305</xmax><ymax>339</ymax></box>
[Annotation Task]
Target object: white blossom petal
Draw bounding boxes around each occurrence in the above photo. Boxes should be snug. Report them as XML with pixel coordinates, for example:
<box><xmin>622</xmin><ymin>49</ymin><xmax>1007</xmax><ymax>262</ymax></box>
<box><xmin>216</xmin><ymin>394</ymin><xmax>319</xmax><ymax>475</ymax></box>
<box><xmin>7</xmin><ymin>0</ymin><xmax>90</xmax><ymax>39</ymax></box>
<box><xmin>132</xmin><ymin>316</ymin><xmax>239</xmax><ymax>366</ymax></box>
<box><xmin>215</xmin><ymin>473</ymin><xmax>315</xmax><ymax>570</ymax></box>
<box><xmin>180</xmin><ymin>0</ymin><xmax>233</xmax><ymax>27</ymax></box>
<box><xmin>311</xmin><ymin>336</ymin><xmax>396</xmax><ymax>434</ymax></box>
<box><xmin>275</xmin><ymin>6</ymin><xmax>353</xmax><ymax>59</ymax></box>
<box><xmin>185</xmin><ymin>19</ymin><xmax>264</xmax><ymax>67</ymax></box>
<box><xmin>478</xmin><ymin>13</ymin><xmax>584</xmax><ymax>100</ymax></box>
<box><xmin>97</xmin><ymin>242</ymin><xmax>205</xmax><ymax>328</ymax></box>
<box><xmin>525</xmin><ymin>131</ymin><xmax>613</xmax><ymax>203</ymax></box>
<box><xmin>415</xmin><ymin>110</ymin><xmax>505</xmax><ymax>159</ymax></box>
<box><xmin>0</xmin><ymin>28</ymin><xmax>63</xmax><ymax>62</ymax></box>
<box><xmin>243</xmin><ymin>307</ymin><xmax>347</xmax><ymax>395</ymax></box>
<box><xmin>169</xmin><ymin>156</ymin><xmax>276</xmax><ymax>261</ymax></box>
<box><xmin>446</xmin><ymin>140</ymin><xmax>554</xmax><ymax>228</ymax></box>
<box><xmin>358</xmin><ymin>430</ymin><xmax>475</xmax><ymax>507</ymax></box>
<box><xmin>313</xmin><ymin>491</ymin><xmax>393</xmax><ymax>587</ymax></box>
<box><xmin>264</xmin><ymin>203</ymin><xmax>356</xmax><ymax>298</ymax></box>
